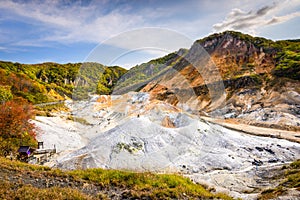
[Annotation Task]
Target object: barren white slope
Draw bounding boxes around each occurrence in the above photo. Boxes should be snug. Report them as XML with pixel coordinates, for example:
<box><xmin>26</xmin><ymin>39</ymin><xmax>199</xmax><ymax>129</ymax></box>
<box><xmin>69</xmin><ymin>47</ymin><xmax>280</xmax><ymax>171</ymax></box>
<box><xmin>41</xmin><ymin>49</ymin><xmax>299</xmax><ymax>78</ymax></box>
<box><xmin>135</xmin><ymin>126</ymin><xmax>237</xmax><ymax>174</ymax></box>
<box><xmin>33</xmin><ymin>93</ymin><xmax>300</xmax><ymax>199</ymax></box>
<box><xmin>45</xmin><ymin>93</ymin><xmax>299</xmax><ymax>172</ymax></box>
<box><xmin>56</xmin><ymin>112</ymin><xmax>299</xmax><ymax>171</ymax></box>
<box><xmin>34</xmin><ymin>116</ymin><xmax>88</xmax><ymax>152</ymax></box>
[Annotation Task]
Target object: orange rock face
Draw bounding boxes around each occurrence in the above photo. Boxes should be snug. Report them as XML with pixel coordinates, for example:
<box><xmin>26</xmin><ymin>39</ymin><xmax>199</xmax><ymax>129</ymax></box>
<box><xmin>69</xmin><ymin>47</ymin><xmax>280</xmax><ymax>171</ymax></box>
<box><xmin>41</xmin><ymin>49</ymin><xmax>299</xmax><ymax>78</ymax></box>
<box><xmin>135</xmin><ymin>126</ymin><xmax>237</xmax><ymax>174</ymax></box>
<box><xmin>161</xmin><ymin>116</ymin><xmax>176</xmax><ymax>128</ymax></box>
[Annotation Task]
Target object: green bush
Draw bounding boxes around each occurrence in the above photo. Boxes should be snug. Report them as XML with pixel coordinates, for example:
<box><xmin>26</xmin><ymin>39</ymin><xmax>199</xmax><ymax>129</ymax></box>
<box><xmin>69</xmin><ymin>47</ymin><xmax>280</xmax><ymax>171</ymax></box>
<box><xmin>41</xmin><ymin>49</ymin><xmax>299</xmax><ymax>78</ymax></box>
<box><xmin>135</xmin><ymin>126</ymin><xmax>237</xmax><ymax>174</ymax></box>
<box><xmin>0</xmin><ymin>85</ymin><xmax>13</xmax><ymax>103</ymax></box>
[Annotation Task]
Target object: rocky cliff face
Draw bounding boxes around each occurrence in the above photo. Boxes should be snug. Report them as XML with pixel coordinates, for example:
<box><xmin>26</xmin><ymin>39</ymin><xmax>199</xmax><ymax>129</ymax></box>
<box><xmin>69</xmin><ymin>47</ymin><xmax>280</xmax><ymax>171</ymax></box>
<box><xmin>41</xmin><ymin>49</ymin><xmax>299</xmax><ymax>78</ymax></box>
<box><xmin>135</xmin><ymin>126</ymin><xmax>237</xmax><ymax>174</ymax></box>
<box><xmin>198</xmin><ymin>31</ymin><xmax>277</xmax><ymax>78</ymax></box>
<box><xmin>138</xmin><ymin>31</ymin><xmax>300</xmax><ymax>130</ymax></box>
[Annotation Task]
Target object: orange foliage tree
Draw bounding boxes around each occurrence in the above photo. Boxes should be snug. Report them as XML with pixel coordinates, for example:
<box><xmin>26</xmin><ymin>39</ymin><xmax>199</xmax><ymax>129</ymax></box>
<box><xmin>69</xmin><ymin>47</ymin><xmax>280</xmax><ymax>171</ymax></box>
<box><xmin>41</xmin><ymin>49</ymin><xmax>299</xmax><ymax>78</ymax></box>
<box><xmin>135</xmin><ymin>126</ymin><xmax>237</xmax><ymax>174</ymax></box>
<box><xmin>0</xmin><ymin>98</ymin><xmax>37</xmax><ymax>156</ymax></box>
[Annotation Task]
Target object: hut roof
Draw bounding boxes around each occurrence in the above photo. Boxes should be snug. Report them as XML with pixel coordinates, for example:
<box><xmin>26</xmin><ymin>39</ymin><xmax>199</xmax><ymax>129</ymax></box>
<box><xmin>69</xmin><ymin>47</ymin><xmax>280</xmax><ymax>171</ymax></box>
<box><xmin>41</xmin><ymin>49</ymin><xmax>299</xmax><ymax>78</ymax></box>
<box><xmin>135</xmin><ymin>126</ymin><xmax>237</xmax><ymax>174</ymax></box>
<box><xmin>17</xmin><ymin>146</ymin><xmax>31</xmax><ymax>154</ymax></box>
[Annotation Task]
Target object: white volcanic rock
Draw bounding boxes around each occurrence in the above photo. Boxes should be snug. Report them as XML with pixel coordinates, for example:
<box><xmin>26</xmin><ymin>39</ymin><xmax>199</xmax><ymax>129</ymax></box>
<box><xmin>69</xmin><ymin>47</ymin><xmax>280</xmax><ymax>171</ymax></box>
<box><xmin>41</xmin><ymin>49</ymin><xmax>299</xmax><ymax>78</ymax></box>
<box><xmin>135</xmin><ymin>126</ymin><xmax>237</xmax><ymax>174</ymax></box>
<box><xmin>34</xmin><ymin>92</ymin><xmax>300</xmax><ymax>199</ymax></box>
<box><xmin>56</xmin><ymin>113</ymin><xmax>300</xmax><ymax>172</ymax></box>
<box><xmin>34</xmin><ymin>116</ymin><xmax>87</xmax><ymax>152</ymax></box>
<box><xmin>43</xmin><ymin>93</ymin><xmax>300</xmax><ymax>173</ymax></box>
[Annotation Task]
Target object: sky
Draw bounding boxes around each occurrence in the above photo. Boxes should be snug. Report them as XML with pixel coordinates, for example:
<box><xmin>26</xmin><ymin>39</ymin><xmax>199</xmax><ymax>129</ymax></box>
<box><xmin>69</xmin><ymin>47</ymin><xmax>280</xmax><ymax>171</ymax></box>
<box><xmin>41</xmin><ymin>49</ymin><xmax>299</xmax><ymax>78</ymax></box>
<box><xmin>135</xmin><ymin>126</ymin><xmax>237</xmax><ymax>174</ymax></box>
<box><xmin>0</xmin><ymin>0</ymin><xmax>300</xmax><ymax>69</ymax></box>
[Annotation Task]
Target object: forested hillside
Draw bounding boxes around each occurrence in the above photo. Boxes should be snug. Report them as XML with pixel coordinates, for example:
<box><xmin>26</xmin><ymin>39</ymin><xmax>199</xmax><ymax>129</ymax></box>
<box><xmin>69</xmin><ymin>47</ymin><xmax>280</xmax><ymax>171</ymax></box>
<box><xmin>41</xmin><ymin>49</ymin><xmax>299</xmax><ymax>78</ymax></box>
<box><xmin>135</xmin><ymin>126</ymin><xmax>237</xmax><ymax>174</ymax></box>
<box><xmin>0</xmin><ymin>61</ymin><xmax>127</xmax><ymax>104</ymax></box>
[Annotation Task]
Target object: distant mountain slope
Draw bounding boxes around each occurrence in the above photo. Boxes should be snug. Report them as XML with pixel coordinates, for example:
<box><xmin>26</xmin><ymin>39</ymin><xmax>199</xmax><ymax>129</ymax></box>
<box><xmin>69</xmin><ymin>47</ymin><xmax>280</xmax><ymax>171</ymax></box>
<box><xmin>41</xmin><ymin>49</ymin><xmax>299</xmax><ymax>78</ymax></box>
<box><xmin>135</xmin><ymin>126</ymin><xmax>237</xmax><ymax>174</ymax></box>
<box><xmin>120</xmin><ymin>31</ymin><xmax>300</xmax><ymax>130</ymax></box>
<box><xmin>0</xmin><ymin>61</ymin><xmax>127</xmax><ymax>104</ymax></box>
<box><xmin>112</xmin><ymin>49</ymin><xmax>188</xmax><ymax>94</ymax></box>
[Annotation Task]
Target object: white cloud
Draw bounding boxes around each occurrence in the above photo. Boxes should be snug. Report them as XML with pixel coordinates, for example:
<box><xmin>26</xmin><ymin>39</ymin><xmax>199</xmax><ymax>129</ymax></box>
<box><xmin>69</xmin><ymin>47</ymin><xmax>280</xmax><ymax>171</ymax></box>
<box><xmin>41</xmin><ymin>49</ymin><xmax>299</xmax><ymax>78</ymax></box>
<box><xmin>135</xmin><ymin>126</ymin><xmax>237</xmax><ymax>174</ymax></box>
<box><xmin>267</xmin><ymin>12</ymin><xmax>300</xmax><ymax>25</ymax></box>
<box><xmin>0</xmin><ymin>45</ymin><xmax>28</xmax><ymax>53</ymax></box>
<box><xmin>0</xmin><ymin>0</ymin><xmax>78</xmax><ymax>27</ymax></box>
<box><xmin>0</xmin><ymin>0</ymin><xmax>145</xmax><ymax>45</ymax></box>
<box><xmin>0</xmin><ymin>0</ymin><xmax>234</xmax><ymax>47</ymax></box>
<box><xmin>213</xmin><ymin>0</ymin><xmax>300</xmax><ymax>35</ymax></box>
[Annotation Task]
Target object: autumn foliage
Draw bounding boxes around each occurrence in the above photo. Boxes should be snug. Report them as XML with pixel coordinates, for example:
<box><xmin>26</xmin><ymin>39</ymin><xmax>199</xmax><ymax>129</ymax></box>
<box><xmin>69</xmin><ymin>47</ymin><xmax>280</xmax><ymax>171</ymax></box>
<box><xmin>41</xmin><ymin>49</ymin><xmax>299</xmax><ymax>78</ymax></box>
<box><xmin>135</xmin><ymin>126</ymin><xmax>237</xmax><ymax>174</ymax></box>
<box><xmin>0</xmin><ymin>98</ymin><xmax>37</xmax><ymax>156</ymax></box>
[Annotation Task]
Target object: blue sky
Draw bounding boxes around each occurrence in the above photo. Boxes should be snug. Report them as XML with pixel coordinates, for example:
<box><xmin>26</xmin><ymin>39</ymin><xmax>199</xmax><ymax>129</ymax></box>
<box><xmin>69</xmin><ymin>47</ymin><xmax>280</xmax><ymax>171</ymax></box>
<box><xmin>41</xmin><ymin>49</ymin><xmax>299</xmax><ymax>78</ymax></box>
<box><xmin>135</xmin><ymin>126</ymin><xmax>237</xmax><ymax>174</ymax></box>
<box><xmin>0</xmin><ymin>0</ymin><xmax>299</xmax><ymax>69</ymax></box>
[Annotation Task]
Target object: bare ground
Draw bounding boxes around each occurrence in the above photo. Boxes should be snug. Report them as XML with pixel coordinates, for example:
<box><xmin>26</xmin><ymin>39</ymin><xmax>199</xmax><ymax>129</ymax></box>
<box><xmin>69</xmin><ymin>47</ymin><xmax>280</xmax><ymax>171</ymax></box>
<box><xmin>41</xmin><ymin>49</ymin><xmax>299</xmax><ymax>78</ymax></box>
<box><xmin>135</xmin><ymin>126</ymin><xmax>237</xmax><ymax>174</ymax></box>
<box><xmin>201</xmin><ymin>117</ymin><xmax>300</xmax><ymax>144</ymax></box>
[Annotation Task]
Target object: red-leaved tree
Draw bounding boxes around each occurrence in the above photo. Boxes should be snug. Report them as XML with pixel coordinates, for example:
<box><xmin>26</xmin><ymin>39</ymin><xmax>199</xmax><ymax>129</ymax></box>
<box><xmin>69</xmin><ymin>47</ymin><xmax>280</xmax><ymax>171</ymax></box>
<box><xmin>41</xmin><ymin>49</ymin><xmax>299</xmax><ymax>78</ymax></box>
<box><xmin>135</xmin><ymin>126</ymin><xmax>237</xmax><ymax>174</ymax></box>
<box><xmin>0</xmin><ymin>98</ymin><xmax>37</xmax><ymax>156</ymax></box>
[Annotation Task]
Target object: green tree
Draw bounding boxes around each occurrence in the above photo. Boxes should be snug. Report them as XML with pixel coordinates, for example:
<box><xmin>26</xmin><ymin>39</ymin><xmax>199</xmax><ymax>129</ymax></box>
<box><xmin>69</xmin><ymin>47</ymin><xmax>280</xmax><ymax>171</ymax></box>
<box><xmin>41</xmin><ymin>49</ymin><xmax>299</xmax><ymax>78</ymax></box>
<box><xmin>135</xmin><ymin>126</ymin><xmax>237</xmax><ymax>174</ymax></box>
<box><xmin>0</xmin><ymin>85</ymin><xmax>13</xmax><ymax>103</ymax></box>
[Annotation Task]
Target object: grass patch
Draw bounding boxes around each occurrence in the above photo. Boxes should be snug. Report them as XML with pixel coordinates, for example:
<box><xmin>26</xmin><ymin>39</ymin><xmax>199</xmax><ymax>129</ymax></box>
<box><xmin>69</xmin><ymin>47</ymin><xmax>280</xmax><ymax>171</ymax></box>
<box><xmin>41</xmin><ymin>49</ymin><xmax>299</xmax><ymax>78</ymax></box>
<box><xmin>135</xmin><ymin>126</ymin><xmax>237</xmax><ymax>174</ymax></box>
<box><xmin>66</xmin><ymin>115</ymin><xmax>91</xmax><ymax>125</ymax></box>
<box><xmin>0</xmin><ymin>157</ymin><xmax>51</xmax><ymax>172</ymax></box>
<box><xmin>35</xmin><ymin>101</ymin><xmax>69</xmax><ymax>116</ymax></box>
<box><xmin>0</xmin><ymin>157</ymin><xmax>233</xmax><ymax>199</ymax></box>
<box><xmin>69</xmin><ymin>168</ymin><xmax>233</xmax><ymax>199</ymax></box>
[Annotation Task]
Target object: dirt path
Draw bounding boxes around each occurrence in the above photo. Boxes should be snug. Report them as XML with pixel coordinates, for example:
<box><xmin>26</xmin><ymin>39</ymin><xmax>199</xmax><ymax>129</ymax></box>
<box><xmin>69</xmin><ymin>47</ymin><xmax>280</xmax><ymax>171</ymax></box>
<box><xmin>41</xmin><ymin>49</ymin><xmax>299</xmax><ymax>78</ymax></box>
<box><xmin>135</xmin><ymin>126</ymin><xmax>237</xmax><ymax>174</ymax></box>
<box><xmin>201</xmin><ymin>116</ymin><xmax>300</xmax><ymax>143</ymax></box>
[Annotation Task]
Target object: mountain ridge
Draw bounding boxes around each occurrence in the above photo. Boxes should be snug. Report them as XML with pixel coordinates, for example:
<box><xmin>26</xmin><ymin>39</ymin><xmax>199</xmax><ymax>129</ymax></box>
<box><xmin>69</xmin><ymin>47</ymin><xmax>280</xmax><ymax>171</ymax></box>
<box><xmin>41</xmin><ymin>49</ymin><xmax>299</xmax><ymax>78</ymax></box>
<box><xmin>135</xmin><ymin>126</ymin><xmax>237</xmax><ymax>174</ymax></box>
<box><xmin>136</xmin><ymin>31</ymin><xmax>300</xmax><ymax>130</ymax></box>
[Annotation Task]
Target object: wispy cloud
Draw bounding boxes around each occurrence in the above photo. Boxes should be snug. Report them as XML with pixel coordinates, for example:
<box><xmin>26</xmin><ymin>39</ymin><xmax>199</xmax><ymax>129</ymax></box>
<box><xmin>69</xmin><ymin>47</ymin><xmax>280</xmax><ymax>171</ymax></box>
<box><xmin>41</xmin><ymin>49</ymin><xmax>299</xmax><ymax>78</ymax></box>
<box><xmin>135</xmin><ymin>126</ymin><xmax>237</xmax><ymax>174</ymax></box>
<box><xmin>0</xmin><ymin>0</ymin><xmax>226</xmax><ymax>48</ymax></box>
<box><xmin>266</xmin><ymin>12</ymin><xmax>300</xmax><ymax>25</ymax></box>
<box><xmin>0</xmin><ymin>45</ymin><xmax>29</xmax><ymax>53</ymax></box>
<box><xmin>213</xmin><ymin>0</ymin><xmax>300</xmax><ymax>35</ymax></box>
<box><xmin>0</xmin><ymin>0</ymin><xmax>145</xmax><ymax>45</ymax></box>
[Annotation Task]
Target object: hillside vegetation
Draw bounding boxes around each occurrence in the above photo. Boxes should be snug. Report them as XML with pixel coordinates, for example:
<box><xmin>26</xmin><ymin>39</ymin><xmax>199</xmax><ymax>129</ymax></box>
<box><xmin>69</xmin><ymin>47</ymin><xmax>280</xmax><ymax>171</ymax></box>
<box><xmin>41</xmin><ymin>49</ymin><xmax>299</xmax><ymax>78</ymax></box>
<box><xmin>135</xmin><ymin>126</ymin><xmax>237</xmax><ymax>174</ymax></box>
<box><xmin>0</xmin><ymin>61</ymin><xmax>127</xmax><ymax>104</ymax></box>
<box><xmin>0</xmin><ymin>157</ymin><xmax>233</xmax><ymax>200</ymax></box>
<box><xmin>273</xmin><ymin>40</ymin><xmax>300</xmax><ymax>80</ymax></box>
